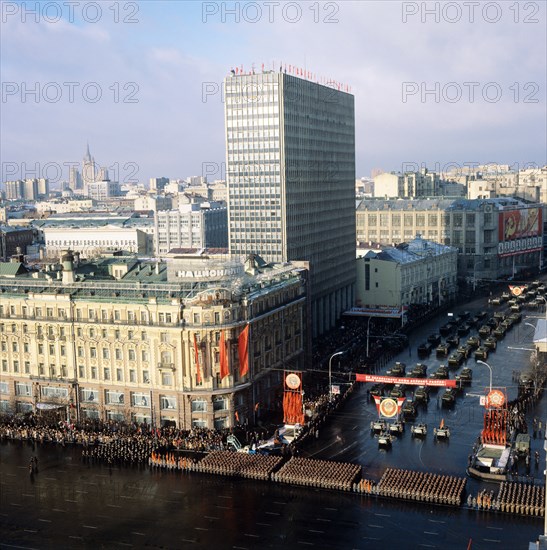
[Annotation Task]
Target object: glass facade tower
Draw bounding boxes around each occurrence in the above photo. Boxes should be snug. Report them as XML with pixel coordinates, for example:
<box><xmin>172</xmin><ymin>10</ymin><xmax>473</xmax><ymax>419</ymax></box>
<box><xmin>224</xmin><ymin>71</ymin><xmax>356</xmax><ymax>336</ymax></box>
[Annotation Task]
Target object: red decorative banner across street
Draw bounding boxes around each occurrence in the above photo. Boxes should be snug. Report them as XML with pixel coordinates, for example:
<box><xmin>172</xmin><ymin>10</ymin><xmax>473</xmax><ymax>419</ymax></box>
<box><xmin>356</xmin><ymin>374</ymin><xmax>457</xmax><ymax>388</ymax></box>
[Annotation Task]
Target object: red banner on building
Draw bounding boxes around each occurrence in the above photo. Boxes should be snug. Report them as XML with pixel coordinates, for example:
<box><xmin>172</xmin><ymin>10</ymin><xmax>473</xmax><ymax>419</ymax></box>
<box><xmin>238</xmin><ymin>324</ymin><xmax>249</xmax><ymax>377</ymax></box>
<box><xmin>356</xmin><ymin>373</ymin><xmax>457</xmax><ymax>388</ymax></box>
<box><xmin>193</xmin><ymin>334</ymin><xmax>202</xmax><ymax>385</ymax></box>
<box><xmin>219</xmin><ymin>330</ymin><xmax>229</xmax><ymax>380</ymax></box>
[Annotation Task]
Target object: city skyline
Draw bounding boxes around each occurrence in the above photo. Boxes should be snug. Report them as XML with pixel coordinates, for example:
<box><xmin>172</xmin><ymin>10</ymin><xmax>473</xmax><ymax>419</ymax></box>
<box><xmin>1</xmin><ymin>1</ymin><xmax>545</xmax><ymax>185</ymax></box>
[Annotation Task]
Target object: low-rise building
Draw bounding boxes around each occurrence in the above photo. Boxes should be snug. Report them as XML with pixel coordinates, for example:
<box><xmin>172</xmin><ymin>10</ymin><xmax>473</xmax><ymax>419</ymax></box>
<box><xmin>0</xmin><ymin>226</ymin><xmax>35</xmax><ymax>261</ymax></box>
<box><xmin>352</xmin><ymin>237</ymin><xmax>458</xmax><ymax>323</ymax></box>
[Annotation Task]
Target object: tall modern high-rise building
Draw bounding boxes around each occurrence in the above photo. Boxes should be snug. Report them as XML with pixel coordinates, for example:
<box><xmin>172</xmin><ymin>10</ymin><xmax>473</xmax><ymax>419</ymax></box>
<box><xmin>224</xmin><ymin>70</ymin><xmax>356</xmax><ymax>337</ymax></box>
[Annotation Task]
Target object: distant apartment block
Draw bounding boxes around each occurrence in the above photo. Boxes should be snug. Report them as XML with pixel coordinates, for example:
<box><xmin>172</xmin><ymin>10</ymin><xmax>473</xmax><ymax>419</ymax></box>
<box><xmin>154</xmin><ymin>202</ymin><xmax>228</xmax><ymax>255</ymax></box>
<box><xmin>44</xmin><ymin>226</ymin><xmax>148</xmax><ymax>257</ymax></box>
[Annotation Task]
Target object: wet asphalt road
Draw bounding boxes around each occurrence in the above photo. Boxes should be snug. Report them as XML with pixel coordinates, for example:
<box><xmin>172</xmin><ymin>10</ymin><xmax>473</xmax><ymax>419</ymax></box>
<box><xmin>1</xmin><ymin>293</ymin><xmax>545</xmax><ymax>549</ymax></box>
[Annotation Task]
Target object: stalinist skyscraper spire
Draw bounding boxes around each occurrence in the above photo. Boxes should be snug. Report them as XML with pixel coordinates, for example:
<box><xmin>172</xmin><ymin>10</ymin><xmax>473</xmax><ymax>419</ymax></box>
<box><xmin>82</xmin><ymin>142</ymin><xmax>97</xmax><ymax>186</ymax></box>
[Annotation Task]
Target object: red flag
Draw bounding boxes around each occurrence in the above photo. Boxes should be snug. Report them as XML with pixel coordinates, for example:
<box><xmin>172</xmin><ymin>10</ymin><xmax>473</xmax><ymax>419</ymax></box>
<box><xmin>238</xmin><ymin>325</ymin><xmax>249</xmax><ymax>377</ymax></box>
<box><xmin>193</xmin><ymin>334</ymin><xmax>202</xmax><ymax>384</ymax></box>
<box><xmin>219</xmin><ymin>330</ymin><xmax>229</xmax><ymax>380</ymax></box>
<box><xmin>372</xmin><ymin>395</ymin><xmax>382</xmax><ymax>415</ymax></box>
<box><xmin>235</xmin><ymin>411</ymin><xmax>239</xmax><ymax>423</ymax></box>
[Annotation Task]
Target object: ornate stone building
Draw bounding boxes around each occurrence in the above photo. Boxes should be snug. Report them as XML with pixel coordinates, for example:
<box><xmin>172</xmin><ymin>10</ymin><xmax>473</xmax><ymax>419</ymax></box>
<box><xmin>0</xmin><ymin>251</ymin><xmax>308</xmax><ymax>429</ymax></box>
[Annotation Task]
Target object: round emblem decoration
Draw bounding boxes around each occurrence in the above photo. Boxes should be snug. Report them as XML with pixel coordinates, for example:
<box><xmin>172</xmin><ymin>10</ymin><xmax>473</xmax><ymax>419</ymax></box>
<box><xmin>486</xmin><ymin>389</ymin><xmax>505</xmax><ymax>408</ymax></box>
<box><xmin>285</xmin><ymin>373</ymin><xmax>301</xmax><ymax>390</ymax></box>
<box><xmin>379</xmin><ymin>398</ymin><xmax>398</xmax><ymax>418</ymax></box>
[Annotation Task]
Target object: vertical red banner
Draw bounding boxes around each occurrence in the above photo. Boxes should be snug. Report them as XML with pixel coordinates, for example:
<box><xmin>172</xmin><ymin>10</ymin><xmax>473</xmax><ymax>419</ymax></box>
<box><xmin>193</xmin><ymin>334</ymin><xmax>202</xmax><ymax>384</ymax></box>
<box><xmin>219</xmin><ymin>330</ymin><xmax>229</xmax><ymax>380</ymax></box>
<box><xmin>238</xmin><ymin>325</ymin><xmax>249</xmax><ymax>377</ymax></box>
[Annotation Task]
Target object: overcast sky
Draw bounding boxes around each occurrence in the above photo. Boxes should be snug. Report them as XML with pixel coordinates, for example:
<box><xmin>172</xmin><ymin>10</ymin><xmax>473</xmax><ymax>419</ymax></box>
<box><xmin>1</xmin><ymin>0</ymin><xmax>545</xmax><ymax>186</ymax></box>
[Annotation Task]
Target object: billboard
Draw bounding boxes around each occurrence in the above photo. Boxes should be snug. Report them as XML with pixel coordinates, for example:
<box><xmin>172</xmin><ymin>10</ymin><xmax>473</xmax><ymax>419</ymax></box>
<box><xmin>498</xmin><ymin>207</ymin><xmax>542</xmax><ymax>257</ymax></box>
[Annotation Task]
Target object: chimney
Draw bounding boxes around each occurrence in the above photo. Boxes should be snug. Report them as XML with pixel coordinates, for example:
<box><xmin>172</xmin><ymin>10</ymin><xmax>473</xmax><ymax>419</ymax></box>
<box><xmin>61</xmin><ymin>250</ymin><xmax>75</xmax><ymax>284</ymax></box>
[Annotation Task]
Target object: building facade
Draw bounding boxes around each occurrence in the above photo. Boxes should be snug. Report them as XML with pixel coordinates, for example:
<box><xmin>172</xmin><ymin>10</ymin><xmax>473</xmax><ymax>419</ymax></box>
<box><xmin>154</xmin><ymin>203</ymin><xmax>228</xmax><ymax>255</ymax></box>
<box><xmin>356</xmin><ymin>198</ymin><xmax>543</xmax><ymax>282</ymax></box>
<box><xmin>44</xmin><ymin>226</ymin><xmax>148</xmax><ymax>257</ymax></box>
<box><xmin>224</xmin><ymin>70</ymin><xmax>356</xmax><ymax>336</ymax></box>
<box><xmin>0</xmin><ymin>254</ymin><xmax>307</xmax><ymax>429</ymax></box>
<box><xmin>0</xmin><ymin>226</ymin><xmax>35</xmax><ymax>261</ymax></box>
<box><xmin>353</xmin><ymin>237</ymin><xmax>458</xmax><ymax>322</ymax></box>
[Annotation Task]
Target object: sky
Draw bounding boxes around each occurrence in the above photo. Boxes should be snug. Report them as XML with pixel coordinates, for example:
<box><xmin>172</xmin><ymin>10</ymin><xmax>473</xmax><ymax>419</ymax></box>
<box><xmin>1</xmin><ymin>0</ymin><xmax>546</xmax><ymax>187</ymax></box>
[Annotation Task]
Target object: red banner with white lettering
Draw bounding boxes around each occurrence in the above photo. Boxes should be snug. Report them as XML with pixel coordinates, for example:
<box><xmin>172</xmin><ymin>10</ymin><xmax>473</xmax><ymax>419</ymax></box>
<box><xmin>356</xmin><ymin>373</ymin><xmax>457</xmax><ymax>388</ymax></box>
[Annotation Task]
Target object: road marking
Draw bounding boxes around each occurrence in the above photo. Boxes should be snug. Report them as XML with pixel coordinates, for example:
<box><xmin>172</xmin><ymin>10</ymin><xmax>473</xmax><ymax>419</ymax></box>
<box><xmin>273</xmin><ymin>501</ymin><xmax>285</xmax><ymax>505</ymax></box>
<box><xmin>428</xmin><ymin>519</ymin><xmax>445</xmax><ymax>524</ymax></box>
<box><xmin>216</xmin><ymin>505</ymin><xmax>230</xmax><ymax>509</ymax></box>
<box><xmin>65</xmin><ymin>499</ymin><xmax>77</xmax><ymax>503</ymax></box>
<box><xmin>375</xmin><ymin>513</ymin><xmax>391</xmax><ymax>517</ymax></box>
<box><xmin>487</xmin><ymin>527</ymin><xmax>503</xmax><ymax>530</ymax></box>
<box><xmin>316</xmin><ymin>518</ymin><xmax>331</xmax><ymax>522</ymax></box>
<box><xmin>256</xmin><ymin>523</ymin><xmax>271</xmax><ymax>527</ymax></box>
<box><xmin>107</xmin><ymin>504</ymin><xmax>122</xmax><ymax>508</ymax></box>
<box><xmin>265</xmin><ymin>511</ymin><xmax>280</xmax><ymax>516</ymax></box>
<box><xmin>423</xmin><ymin>531</ymin><xmax>438</xmax><ymax>535</ymax></box>
<box><xmin>69</xmin><ymin>536</ymin><xmax>84</xmax><ymax>540</ymax></box>
<box><xmin>244</xmin><ymin>534</ymin><xmax>259</xmax><ymax>538</ymax></box>
<box><xmin>195</xmin><ymin>527</ymin><xmax>208</xmax><ymax>531</ymax></box>
<box><xmin>24</xmin><ymin>530</ymin><xmax>37</xmax><ymax>534</ymax></box>
<box><xmin>368</xmin><ymin>524</ymin><xmax>384</xmax><ymax>528</ymax></box>
<box><xmin>308</xmin><ymin>529</ymin><xmax>324</xmax><ymax>534</ymax></box>
<box><xmin>131</xmin><ymin>532</ymin><xmax>145</xmax><ymax>536</ymax></box>
<box><xmin>38</xmin><ymin>519</ymin><xmax>51</xmax><ymax>523</ymax></box>
<box><xmin>483</xmin><ymin>539</ymin><xmax>501</xmax><ymax>543</ymax></box>
<box><xmin>418</xmin><ymin>545</ymin><xmax>437</xmax><ymax>548</ymax></box>
<box><xmin>181</xmin><ymin>539</ymin><xmax>196</xmax><ymax>544</ymax></box>
<box><xmin>325</xmin><ymin>507</ymin><xmax>337</xmax><ymax>511</ymax></box>
<box><xmin>22</xmin><ymin>493</ymin><xmax>34</xmax><ymax>497</ymax></box>
<box><xmin>44</xmin><ymin>477</ymin><xmax>58</xmax><ymax>481</ymax></box>
<box><xmin>297</xmin><ymin>542</ymin><xmax>314</xmax><ymax>546</ymax></box>
<box><xmin>52</xmin><ymin>508</ymin><xmax>66</xmax><ymax>513</ymax></box>
<box><xmin>82</xmin><ymin>525</ymin><xmax>97</xmax><ymax>529</ymax></box>
<box><xmin>363</xmin><ymin>537</ymin><xmax>381</xmax><ymax>541</ymax></box>
<box><xmin>204</xmin><ymin>515</ymin><xmax>219</xmax><ymax>520</ymax></box>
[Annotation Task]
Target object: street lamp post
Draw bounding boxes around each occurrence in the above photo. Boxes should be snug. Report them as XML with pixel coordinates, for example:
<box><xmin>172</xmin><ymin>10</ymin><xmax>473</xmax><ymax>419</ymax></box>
<box><xmin>476</xmin><ymin>360</ymin><xmax>493</xmax><ymax>393</ymax></box>
<box><xmin>329</xmin><ymin>351</ymin><xmax>344</xmax><ymax>401</ymax></box>
<box><xmin>366</xmin><ymin>316</ymin><xmax>373</xmax><ymax>358</ymax></box>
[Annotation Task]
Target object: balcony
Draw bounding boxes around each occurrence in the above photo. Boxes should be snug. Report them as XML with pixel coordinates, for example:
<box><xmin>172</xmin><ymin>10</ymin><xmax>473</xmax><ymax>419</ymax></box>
<box><xmin>157</xmin><ymin>362</ymin><xmax>175</xmax><ymax>371</ymax></box>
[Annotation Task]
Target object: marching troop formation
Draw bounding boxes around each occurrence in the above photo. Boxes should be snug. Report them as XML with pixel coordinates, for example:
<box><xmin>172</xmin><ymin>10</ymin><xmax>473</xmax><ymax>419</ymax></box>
<box><xmin>272</xmin><ymin>457</ymin><xmax>361</xmax><ymax>491</ymax></box>
<box><xmin>193</xmin><ymin>450</ymin><xmax>283</xmax><ymax>480</ymax></box>
<box><xmin>376</xmin><ymin>468</ymin><xmax>466</xmax><ymax>506</ymax></box>
<box><xmin>497</xmin><ymin>481</ymin><xmax>545</xmax><ymax>516</ymax></box>
<box><xmin>82</xmin><ymin>435</ymin><xmax>154</xmax><ymax>465</ymax></box>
